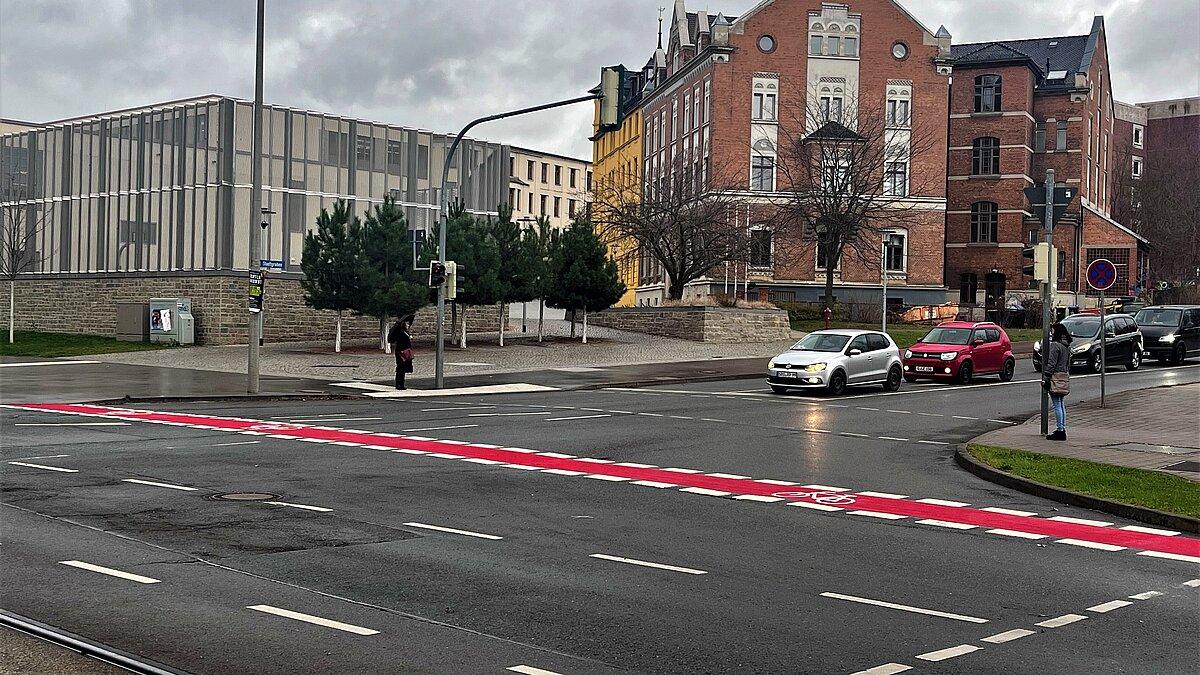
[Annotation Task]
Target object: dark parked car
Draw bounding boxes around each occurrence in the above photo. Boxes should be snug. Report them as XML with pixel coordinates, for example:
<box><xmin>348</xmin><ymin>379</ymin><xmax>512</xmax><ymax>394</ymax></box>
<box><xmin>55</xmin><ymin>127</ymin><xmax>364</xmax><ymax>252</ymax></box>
<box><xmin>1033</xmin><ymin>313</ymin><xmax>1143</xmax><ymax>373</ymax></box>
<box><xmin>1136</xmin><ymin>305</ymin><xmax>1200</xmax><ymax>365</ymax></box>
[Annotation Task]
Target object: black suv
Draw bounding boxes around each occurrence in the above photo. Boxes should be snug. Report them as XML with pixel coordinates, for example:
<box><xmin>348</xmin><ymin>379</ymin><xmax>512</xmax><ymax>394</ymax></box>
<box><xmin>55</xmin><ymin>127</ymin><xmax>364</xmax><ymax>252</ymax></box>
<box><xmin>1135</xmin><ymin>305</ymin><xmax>1200</xmax><ymax>365</ymax></box>
<box><xmin>1033</xmin><ymin>313</ymin><xmax>1144</xmax><ymax>373</ymax></box>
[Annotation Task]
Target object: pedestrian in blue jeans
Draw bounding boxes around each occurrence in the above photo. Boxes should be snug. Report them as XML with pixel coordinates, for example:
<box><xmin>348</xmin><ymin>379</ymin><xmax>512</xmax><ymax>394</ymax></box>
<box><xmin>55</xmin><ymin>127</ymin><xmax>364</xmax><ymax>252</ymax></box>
<box><xmin>1042</xmin><ymin>323</ymin><xmax>1072</xmax><ymax>441</ymax></box>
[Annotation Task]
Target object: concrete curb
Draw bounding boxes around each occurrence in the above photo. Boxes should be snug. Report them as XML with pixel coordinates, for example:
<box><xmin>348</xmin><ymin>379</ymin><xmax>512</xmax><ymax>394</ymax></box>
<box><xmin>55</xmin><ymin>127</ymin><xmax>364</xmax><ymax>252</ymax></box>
<box><xmin>577</xmin><ymin>371</ymin><xmax>764</xmax><ymax>390</ymax></box>
<box><xmin>0</xmin><ymin>609</ymin><xmax>188</xmax><ymax>675</ymax></box>
<box><xmin>954</xmin><ymin>444</ymin><xmax>1200</xmax><ymax>534</ymax></box>
<box><xmin>88</xmin><ymin>393</ymin><xmax>357</xmax><ymax>405</ymax></box>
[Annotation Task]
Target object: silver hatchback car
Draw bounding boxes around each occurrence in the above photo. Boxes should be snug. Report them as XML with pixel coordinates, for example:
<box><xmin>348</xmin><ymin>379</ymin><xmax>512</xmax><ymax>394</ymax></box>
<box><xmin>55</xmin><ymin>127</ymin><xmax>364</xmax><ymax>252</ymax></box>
<box><xmin>767</xmin><ymin>329</ymin><xmax>904</xmax><ymax>395</ymax></box>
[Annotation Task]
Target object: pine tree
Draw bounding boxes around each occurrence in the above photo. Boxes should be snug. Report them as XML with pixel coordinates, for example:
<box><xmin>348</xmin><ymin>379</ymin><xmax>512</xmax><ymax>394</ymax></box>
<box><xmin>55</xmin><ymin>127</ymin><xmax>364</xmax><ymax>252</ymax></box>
<box><xmin>547</xmin><ymin>216</ymin><xmax>625</xmax><ymax>343</ymax></box>
<box><xmin>422</xmin><ymin>202</ymin><xmax>501</xmax><ymax>347</ymax></box>
<box><xmin>358</xmin><ymin>197</ymin><xmax>428</xmax><ymax>351</ymax></box>
<box><xmin>300</xmin><ymin>200</ymin><xmax>367</xmax><ymax>352</ymax></box>
<box><xmin>490</xmin><ymin>205</ymin><xmax>539</xmax><ymax>346</ymax></box>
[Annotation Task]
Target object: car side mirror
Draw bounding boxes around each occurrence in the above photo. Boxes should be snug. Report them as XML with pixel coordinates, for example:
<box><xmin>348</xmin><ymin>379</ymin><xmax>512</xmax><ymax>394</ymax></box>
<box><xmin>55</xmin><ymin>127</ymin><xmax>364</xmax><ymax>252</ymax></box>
<box><xmin>848</xmin><ymin>348</ymin><xmax>863</xmax><ymax>356</ymax></box>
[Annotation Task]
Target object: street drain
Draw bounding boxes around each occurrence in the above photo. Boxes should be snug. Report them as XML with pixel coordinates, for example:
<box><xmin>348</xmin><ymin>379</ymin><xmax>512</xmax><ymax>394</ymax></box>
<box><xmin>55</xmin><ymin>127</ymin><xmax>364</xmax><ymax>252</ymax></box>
<box><xmin>209</xmin><ymin>492</ymin><xmax>279</xmax><ymax>502</ymax></box>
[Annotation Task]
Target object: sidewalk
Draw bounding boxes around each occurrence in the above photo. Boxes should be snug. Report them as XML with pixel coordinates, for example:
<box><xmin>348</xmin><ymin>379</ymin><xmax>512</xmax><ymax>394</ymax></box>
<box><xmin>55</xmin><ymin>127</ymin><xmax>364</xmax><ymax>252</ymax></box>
<box><xmin>972</xmin><ymin>383</ymin><xmax>1200</xmax><ymax>482</ymax></box>
<box><xmin>74</xmin><ymin>318</ymin><xmax>798</xmax><ymax>385</ymax></box>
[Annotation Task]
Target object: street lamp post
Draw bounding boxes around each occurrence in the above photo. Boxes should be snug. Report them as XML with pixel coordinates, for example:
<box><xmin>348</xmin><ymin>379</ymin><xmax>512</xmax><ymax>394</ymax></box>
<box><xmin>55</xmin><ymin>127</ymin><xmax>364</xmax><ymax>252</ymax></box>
<box><xmin>246</xmin><ymin>0</ymin><xmax>266</xmax><ymax>393</ymax></box>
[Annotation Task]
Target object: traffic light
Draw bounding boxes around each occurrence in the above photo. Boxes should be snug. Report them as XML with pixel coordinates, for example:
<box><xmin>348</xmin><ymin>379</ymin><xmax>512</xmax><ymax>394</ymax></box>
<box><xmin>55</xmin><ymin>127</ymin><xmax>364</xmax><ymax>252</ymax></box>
<box><xmin>599</xmin><ymin>66</ymin><xmax>621</xmax><ymax>127</ymax></box>
<box><xmin>445</xmin><ymin>261</ymin><xmax>458</xmax><ymax>299</ymax></box>
<box><xmin>429</xmin><ymin>261</ymin><xmax>446</xmax><ymax>287</ymax></box>
<box><xmin>1022</xmin><ymin>243</ymin><xmax>1054</xmax><ymax>284</ymax></box>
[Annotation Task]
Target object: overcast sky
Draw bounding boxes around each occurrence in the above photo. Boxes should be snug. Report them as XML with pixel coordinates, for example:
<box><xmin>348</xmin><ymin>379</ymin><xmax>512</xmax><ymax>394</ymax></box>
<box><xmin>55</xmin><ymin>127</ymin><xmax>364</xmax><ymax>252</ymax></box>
<box><xmin>2</xmin><ymin>0</ymin><xmax>1197</xmax><ymax>159</ymax></box>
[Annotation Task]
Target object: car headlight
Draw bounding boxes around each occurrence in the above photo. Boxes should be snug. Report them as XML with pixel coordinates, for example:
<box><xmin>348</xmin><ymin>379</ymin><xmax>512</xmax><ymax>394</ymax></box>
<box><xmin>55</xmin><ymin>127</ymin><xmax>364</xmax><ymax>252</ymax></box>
<box><xmin>805</xmin><ymin>363</ymin><xmax>827</xmax><ymax>372</ymax></box>
<box><xmin>768</xmin><ymin>360</ymin><xmax>777</xmax><ymax>369</ymax></box>
<box><xmin>1160</xmin><ymin>334</ymin><xmax>1177</xmax><ymax>343</ymax></box>
<box><xmin>1071</xmin><ymin>341</ymin><xmax>1092</xmax><ymax>354</ymax></box>
<box><xmin>904</xmin><ymin>349</ymin><xmax>913</xmax><ymax>359</ymax></box>
<box><xmin>940</xmin><ymin>352</ymin><xmax>957</xmax><ymax>361</ymax></box>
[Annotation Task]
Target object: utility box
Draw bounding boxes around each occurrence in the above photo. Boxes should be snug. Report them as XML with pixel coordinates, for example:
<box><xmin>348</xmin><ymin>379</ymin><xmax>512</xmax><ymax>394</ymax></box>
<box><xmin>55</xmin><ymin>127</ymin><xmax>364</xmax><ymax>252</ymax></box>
<box><xmin>149</xmin><ymin>297</ymin><xmax>195</xmax><ymax>345</ymax></box>
<box><xmin>115</xmin><ymin>302</ymin><xmax>150</xmax><ymax>342</ymax></box>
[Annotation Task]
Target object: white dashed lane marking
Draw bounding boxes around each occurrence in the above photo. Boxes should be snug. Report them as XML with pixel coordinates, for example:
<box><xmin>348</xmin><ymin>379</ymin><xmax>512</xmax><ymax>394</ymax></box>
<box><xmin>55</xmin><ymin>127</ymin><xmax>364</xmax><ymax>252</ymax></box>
<box><xmin>589</xmin><ymin>553</ymin><xmax>707</xmax><ymax>575</ymax></box>
<box><xmin>403</xmin><ymin>522</ymin><xmax>502</xmax><ymax>540</ymax></box>
<box><xmin>121</xmin><ymin>478</ymin><xmax>197</xmax><ymax>491</ymax></box>
<box><xmin>981</xmin><ymin>628</ymin><xmax>1036</xmax><ymax>644</ymax></box>
<box><xmin>915</xmin><ymin>644</ymin><xmax>981</xmax><ymax>662</ymax></box>
<box><xmin>246</xmin><ymin>605</ymin><xmax>379</xmax><ymax>635</ymax></box>
<box><xmin>1035</xmin><ymin>614</ymin><xmax>1087</xmax><ymax>628</ymax></box>
<box><xmin>59</xmin><ymin>560</ymin><xmax>161</xmax><ymax>584</ymax></box>
<box><xmin>8</xmin><ymin>461</ymin><xmax>78</xmax><ymax>473</ymax></box>
<box><xmin>819</xmin><ymin>592</ymin><xmax>989</xmax><ymax>623</ymax></box>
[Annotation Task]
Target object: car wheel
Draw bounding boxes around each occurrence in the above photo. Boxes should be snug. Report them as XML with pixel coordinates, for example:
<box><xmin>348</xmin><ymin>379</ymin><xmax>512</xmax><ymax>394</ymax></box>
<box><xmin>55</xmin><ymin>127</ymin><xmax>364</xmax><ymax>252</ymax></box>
<box><xmin>884</xmin><ymin>365</ymin><xmax>903</xmax><ymax>392</ymax></box>
<box><xmin>769</xmin><ymin>385</ymin><xmax>788</xmax><ymax>395</ymax></box>
<box><xmin>1091</xmin><ymin>351</ymin><xmax>1104</xmax><ymax>374</ymax></box>
<box><xmin>1000</xmin><ymin>358</ymin><xmax>1015</xmax><ymax>382</ymax></box>
<box><xmin>1173</xmin><ymin>344</ymin><xmax>1187</xmax><ymax>365</ymax></box>
<box><xmin>1126</xmin><ymin>349</ymin><xmax>1141</xmax><ymax>371</ymax></box>
<box><xmin>956</xmin><ymin>361</ymin><xmax>973</xmax><ymax>385</ymax></box>
<box><xmin>903</xmin><ymin>374</ymin><xmax>918</xmax><ymax>383</ymax></box>
<box><xmin>828</xmin><ymin>370</ymin><xmax>847</xmax><ymax>396</ymax></box>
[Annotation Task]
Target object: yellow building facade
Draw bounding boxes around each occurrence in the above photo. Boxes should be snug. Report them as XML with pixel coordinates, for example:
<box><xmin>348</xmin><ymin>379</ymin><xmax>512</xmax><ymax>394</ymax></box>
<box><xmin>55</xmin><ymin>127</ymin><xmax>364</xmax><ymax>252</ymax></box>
<box><xmin>591</xmin><ymin>100</ymin><xmax>641</xmax><ymax>307</ymax></box>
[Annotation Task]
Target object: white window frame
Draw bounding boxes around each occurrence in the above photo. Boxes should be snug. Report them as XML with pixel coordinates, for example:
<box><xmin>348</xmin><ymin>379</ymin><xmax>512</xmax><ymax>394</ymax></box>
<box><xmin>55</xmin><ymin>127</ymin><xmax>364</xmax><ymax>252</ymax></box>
<box><xmin>750</xmin><ymin>154</ymin><xmax>775</xmax><ymax>191</ymax></box>
<box><xmin>1132</xmin><ymin>156</ymin><xmax>1142</xmax><ymax>179</ymax></box>
<box><xmin>820</xmin><ymin>96</ymin><xmax>843</xmax><ymax>123</ymax></box>
<box><xmin>815</xmin><ymin>243</ymin><xmax>842</xmax><ymax>272</ymax></box>
<box><xmin>886</xmin><ymin>98</ymin><xmax>910</xmax><ymax>127</ymax></box>
<box><xmin>883</xmin><ymin>229</ymin><xmax>908</xmax><ymax>273</ymax></box>
<box><xmin>885</xmin><ymin>161</ymin><xmax>908</xmax><ymax>196</ymax></box>
<box><xmin>1132</xmin><ymin>124</ymin><xmax>1144</xmax><ymax>148</ymax></box>
<box><xmin>752</xmin><ymin>92</ymin><xmax>777</xmax><ymax>122</ymax></box>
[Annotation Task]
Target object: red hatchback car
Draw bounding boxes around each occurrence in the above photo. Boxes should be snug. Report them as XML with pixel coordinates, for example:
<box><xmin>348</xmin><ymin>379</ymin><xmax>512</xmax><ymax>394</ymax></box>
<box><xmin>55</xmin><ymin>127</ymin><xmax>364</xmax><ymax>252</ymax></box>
<box><xmin>902</xmin><ymin>321</ymin><xmax>1016</xmax><ymax>384</ymax></box>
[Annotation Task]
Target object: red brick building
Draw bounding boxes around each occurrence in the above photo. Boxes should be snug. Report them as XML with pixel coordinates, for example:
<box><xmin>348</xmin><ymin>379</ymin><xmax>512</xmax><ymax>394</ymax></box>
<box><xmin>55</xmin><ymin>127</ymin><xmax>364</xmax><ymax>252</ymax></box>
<box><xmin>632</xmin><ymin>0</ymin><xmax>953</xmax><ymax>306</ymax></box>
<box><xmin>947</xmin><ymin>17</ymin><xmax>1148</xmax><ymax>310</ymax></box>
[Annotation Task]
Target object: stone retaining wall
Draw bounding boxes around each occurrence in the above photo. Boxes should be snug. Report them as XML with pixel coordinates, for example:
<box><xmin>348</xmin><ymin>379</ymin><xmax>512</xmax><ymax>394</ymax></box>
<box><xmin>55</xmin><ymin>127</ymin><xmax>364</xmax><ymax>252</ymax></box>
<box><xmin>0</xmin><ymin>273</ymin><xmax>502</xmax><ymax>345</ymax></box>
<box><xmin>588</xmin><ymin>306</ymin><xmax>791</xmax><ymax>342</ymax></box>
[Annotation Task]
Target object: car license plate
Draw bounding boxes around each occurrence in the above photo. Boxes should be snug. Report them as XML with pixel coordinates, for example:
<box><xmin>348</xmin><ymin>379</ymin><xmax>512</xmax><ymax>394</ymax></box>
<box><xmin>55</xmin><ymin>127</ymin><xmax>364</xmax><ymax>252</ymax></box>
<box><xmin>777</xmin><ymin>371</ymin><xmax>799</xmax><ymax>378</ymax></box>
<box><xmin>915</xmin><ymin>366</ymin><xmax>934</xmax><ymax>373</ymax></box>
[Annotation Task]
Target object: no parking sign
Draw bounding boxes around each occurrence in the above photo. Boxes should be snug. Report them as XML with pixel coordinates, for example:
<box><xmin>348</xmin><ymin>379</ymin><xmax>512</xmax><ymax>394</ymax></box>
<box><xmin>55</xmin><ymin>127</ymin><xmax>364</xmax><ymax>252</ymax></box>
<box><xmin>1087</xmin><ymin>258</ymin><xmax>1117</xmax><ymax>292</ymax></box>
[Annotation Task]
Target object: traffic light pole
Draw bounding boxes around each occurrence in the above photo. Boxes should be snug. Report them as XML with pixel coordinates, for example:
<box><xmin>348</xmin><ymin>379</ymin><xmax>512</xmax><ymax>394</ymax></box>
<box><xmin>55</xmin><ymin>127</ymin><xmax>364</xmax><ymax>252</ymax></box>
<box><xmin>247</xmin><ymin>0</ymin><xmax>265</xmax><ymax>394</ymax></box>
<box><xmin>1040</xmin><ymin>169</ymin><xmax>1054</xmax><ymax>436</ymax></box>
<box><xmin>434</xmin><ymin>93</ymin><xmax>600</xmax><ymax>388</ymax></box>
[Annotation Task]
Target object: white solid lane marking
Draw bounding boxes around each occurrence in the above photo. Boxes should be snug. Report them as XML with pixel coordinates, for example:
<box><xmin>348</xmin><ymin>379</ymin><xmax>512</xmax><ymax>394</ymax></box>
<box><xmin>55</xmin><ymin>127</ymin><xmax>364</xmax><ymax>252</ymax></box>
<box><xmin>122</xmin><ymin>478</ymin><xmax>197</xmax><ymax>491</ymax></box>
<box><xmin>403</xmin><ymin>522</ymin><xmax>502</xmax><ymax>540</ymax></box>
<box><xmin>1119</xmin><ymin>525</ymin><xmax>1180</xmax><ymax>536</ymax></box>
<box><xmin>858</xmin><ymin>491</ymin><xmax>907</xmax><ymax>499</ymax></box>
<box><xmin>544</xmin><ymin>414</ymin><xmax>612</xmax><ymax>421</ymax></box>
<box><xmin>59</xmin><ymin>560</ymin><xmax>160</xmax><ymax>584</ymax></box>
<box><xmin>212</xmin><ymin>440</ymin><xmax>261</xmax><ymax>447</ymax></box>
<box><xmin>288</xmin><ymin>417</ymin><xmax>382</xmax><ymax>423</ymax></box>
<box><xmin>916</xmin><ymin>519</ymin><xmax>977</xmax><ymax>530</ymax></box>
<box><xmin>8</xmin><ymin>461</ymin><xmax>78</xmax><ymax>473</ymax></box>
<box><xmin>14</xmin><ymin>422</ymin><xmax>131</xmax><ymax>426</ymax></box>
<box><xmin>399</xmin><ymin>424</ymin><xmax>479</xmax><ymax>432</ymax></box>
<box><xmin>1087</xmin><ymin>600</ymin><xmax>1132</xmax><ymax>613</ymax></box>
<box><xmin>661</xmin><ymin>467</ymin><xmax>702</xmax><ymax>474</ymax></box>
<box><xmin>1135</xmin><ymin>551</ymin><xmax>1200</xmax><ymax>564</ymax></box>
<box><xmin>1128</xmin><ymin>590</ymin><xmax>1163</xmax><ymax>600</ymax></box>
<box><xmin>1055</xmin><ymin>538</ymin><xmax>1125</xmax><ymax>552</ymax></box>
<box><xmin>541</xmin><ymin>468</ymin><xmax>585</xmax><ymax>476</ymax></box>
<box><xmin>0</xmin><ymin>360</ymin><xmax>101</xmax><ymax>368</ymax></box>
<box><xmin>851</xmin><ymin>664</ymin><xmax>912</xmax><ymax>675</ymax></box>
<box><xmin>820</xmin><ymin>592</ymin><xmax>989</xmax><ymax>623</ymax></box>
<box><xmin>630</xmin><ymin>480</ymin><xmax>677</xmax><ymax>488</ymax></box>
<box><xmin>247</xmin><ymin>605</ymin><xmax>378</xmax><ymax>635</ymax></box>
<box><xmin>706</xmin><ymin>472</ymin><xmax>750</xmax><ymax>480</ymax></box>
<box><xmin>614</xmin><ymin>462</ymin><xmax>656</xmax><ymax>468</ymax></box>
<box><xmin>1048</xmin><ymin>515</ymin><xmax>1113</xmax><ymax>527</ymax></box>
<box><xmin>986</xmin><ymin>529</ymin><xmax>1047</xmax><ymax>540</ymax></box>
<box><xmin>679</xmin><ymin>487</ymin><xmax>730</xmax><ymax>497</ymax></box>
<box><xmin>585</xmin><ymin>474</ymin><xmax>629</xmax><ymax>482</ymax></box>
<box><xmin>981</xmin><ymin>628</ymin><xmax>1036</xmax><ymax>644</ymax></box>
<box><xmin>1036</xmin><ymin>614</ymin><xmax>1087</xmax><ymax>628</ymax></box>
<box><xmin>538</xmin><ymin>452</ymin><xmax>575</xmax><ymax>459</ymax></box>
<box><xmin>916</xmin><ymin>498</ymin><xmax>970</xmax><ymax>507</ymax></box>
<box><xmin>915</xmin><ymin>645</ymin><xmax>981</xmax><ymax>662</ymax></box>
<box><xmin>364</xmin><ymin>383</ymin><xmax>558</xmax><ymax>398</ymax></box>
<box><xmin>421</xmin><ymin>406</ymin><xmax>494</xmax><ymax>412</ymax></box>
<box><xmin>981</xmin><ymin>507</ymin><xmax>1038</xmax><ymax>517</ymax></box>
<box><xmin>264</xmin><ymin>501</ymin><xmax>332</xmax><ymax>513</ymax></box>
<box><xmin>849</xmin><ymin>511</ymin><xmax>907</xmax><ymax>520</ymax></box>
<box><xmin>469</xmin><ymin>412</ymin><xmax>551</xmax><ymax>417</ymax></box>
<box><xmin>589</xmin><ymin>553</ymin><xmax>707</xmax><ymax>575</ymax></box>
<box><xmin>507</xmin><ymin>666</ymin><xmax>563</xmax><ymax>675</ymax></box>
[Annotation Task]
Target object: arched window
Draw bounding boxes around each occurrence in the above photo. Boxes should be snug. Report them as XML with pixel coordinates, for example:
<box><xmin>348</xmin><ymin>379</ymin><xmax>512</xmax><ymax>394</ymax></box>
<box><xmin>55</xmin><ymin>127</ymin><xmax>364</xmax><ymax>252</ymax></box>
<box><xmin>971</xmin><ymin>137</ymin><xmax>1000</xmax><ymax>175</ymax></box>
<box><xmin>974</xmin><ymin>74</ymin><xmax>1002</xmax><ymax>113</ymax></box>
<box><xmin>959</xmin><ymin>272</ymin><xmax>978</xmax><ymax>304</ymax></box>
<box><xmin>970</xmin><ymin>201</ymin><xmax>998</xmax><ymax>242</ymax></box>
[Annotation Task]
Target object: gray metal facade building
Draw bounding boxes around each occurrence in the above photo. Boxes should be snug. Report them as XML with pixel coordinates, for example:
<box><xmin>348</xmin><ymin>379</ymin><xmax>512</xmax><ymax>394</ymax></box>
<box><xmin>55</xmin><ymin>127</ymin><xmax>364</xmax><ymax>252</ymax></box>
<box><xmin>0</xmin><ymin>95</ymin><xmax>511</xmax><ymax>275</ymax></box>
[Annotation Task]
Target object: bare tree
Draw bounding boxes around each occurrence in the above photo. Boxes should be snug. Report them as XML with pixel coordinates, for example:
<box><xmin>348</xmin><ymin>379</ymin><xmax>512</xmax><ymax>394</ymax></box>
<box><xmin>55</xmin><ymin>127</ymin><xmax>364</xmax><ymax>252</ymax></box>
<box><xmin>1137</xmin><ymin>151</ymin><xmax>1200</xmax><ymax>285</ymax></box>
<box><xmin>592</xmin><ymin>154</ymin><xmax>748</xmax><ymax>300</ymax></box>
<box><xmin>0</xmin><ymin>189</ymin><xmax>52</xmax><ymax>343</ymax></box>
<box><xmin>769</xmin><ymin>91</ymin><xmax>944</xmax><ymax>311</ymax></box>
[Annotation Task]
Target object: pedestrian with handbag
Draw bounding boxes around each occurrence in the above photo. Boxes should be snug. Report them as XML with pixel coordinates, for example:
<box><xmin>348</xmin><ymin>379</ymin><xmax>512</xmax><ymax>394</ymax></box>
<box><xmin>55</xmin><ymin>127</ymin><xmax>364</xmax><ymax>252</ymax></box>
<box><xmin>1043</xmin><ymin>322</ymin><xmax>1072</xmax><ymax>440</ymax></box>
<box><xmin>388</xmin><ymin>315</ymin><xmax>415</xmax><ymax>390</ymax></box>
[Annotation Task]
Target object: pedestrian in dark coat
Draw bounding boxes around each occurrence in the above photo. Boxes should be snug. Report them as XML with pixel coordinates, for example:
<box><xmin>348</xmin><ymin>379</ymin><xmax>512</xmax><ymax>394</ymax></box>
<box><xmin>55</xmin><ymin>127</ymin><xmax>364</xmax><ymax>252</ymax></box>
<box><xmin>1042</xmin><ymin>322</ymin><xmax>1073</xmax><ymax>440</ymax></box>
<box><xmin>387</xmin><ymin>316</ymin><xmax>414</xmax><ymax>390</ymax></box>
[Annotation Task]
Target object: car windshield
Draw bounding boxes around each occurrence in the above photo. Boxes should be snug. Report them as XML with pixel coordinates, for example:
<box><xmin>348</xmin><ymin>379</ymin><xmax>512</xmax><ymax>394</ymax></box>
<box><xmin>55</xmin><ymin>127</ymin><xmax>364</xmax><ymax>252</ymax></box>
<box><xmin>791</xmin><ymin>333</ymin><xmax>851</xmax><ymax>352</ymax></box>
<box><xmin>920</xmin><ymin>327</ymin><xmax>972</xmax><ymax>345</ymax></box>
<box><xmin>1062</xmin><ymin>316</ymin><xmax>1100</xmax><ymax>338</ymax></box>
<box><xmin>1135</xmin><ymin>309</ymin><xmax>1181</xmax><ymax>327</ymax></box>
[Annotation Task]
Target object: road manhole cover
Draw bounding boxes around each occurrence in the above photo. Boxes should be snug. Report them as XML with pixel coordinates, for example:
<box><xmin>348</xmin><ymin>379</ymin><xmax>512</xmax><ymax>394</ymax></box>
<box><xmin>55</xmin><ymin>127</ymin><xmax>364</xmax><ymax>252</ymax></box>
<box><xmin>209</xmin><ymin>492</ymin><xmax>279</xmax><ymax>502</ymax></box>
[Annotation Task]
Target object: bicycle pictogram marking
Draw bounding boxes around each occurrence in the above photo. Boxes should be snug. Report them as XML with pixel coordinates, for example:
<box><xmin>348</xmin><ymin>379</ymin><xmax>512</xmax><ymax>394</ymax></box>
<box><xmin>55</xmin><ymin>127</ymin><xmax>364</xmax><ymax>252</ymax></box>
<box><xmin>771</xmin><ymin>490</ymin><xmax>858</xmax><ymax>505</ymax></box>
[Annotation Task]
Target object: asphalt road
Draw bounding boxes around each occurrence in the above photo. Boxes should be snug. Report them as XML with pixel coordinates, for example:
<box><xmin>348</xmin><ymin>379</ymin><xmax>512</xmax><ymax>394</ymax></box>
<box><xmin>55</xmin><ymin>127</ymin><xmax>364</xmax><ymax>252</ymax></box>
<box><xmin>2</xmin><ymin>359</ymin><xmax>1198</xmax><ymax>674</ymax></box>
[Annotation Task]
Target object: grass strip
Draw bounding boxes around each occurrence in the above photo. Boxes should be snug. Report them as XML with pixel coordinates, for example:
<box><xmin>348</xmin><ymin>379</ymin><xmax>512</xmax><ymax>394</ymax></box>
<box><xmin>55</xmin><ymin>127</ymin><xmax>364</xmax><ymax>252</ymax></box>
<box><xmin>0</xmin><ymin>331</ymin><xmax>173</xmax><ymax>358</ymax></box>
<box><xmin>967</xmin><ymin>443</ymin><xmax>1200</xmax><ymax>520</ymax></box>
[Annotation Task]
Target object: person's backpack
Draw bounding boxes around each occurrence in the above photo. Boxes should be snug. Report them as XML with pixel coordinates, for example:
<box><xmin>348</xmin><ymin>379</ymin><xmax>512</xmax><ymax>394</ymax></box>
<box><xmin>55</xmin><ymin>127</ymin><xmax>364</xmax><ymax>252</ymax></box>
<box><xmin>1049</xmin><ymin>372</ymin><xmax>1070</xmax><ymax>396</ymax></box>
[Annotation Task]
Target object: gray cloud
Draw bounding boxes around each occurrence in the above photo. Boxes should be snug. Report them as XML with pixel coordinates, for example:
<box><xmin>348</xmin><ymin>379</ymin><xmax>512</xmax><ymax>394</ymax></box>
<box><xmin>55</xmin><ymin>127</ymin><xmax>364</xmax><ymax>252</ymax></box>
<box><xmin>2</xmin><ymin>0</ymin><xmax>1196</xmax><ymax>158</ymax></box>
